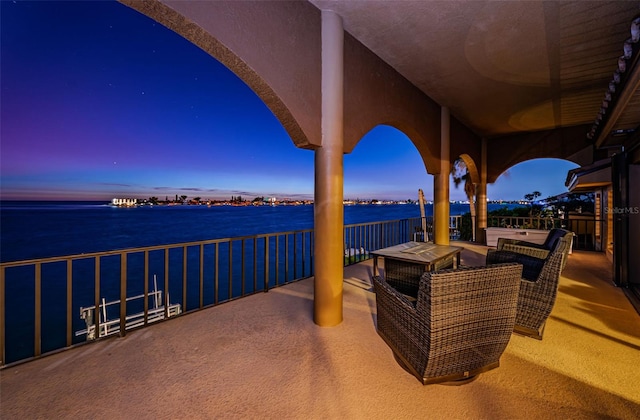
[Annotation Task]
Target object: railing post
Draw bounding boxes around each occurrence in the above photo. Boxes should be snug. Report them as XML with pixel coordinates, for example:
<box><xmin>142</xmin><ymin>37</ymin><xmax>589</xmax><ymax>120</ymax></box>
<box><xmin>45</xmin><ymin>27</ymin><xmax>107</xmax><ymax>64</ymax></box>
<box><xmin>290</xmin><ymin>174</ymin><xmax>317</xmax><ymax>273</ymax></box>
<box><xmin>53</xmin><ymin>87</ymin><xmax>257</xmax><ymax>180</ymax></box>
<box><xmin>1</xmin><ymin>266</ymin><xmax>5</xmax><ymax>366</ymax></box>
<box><xmin>302</xmin><ymin>232</ymin><xmax>306</xmax><ymax>276</ymax></box>
<box><xmin>264</xmin><ymin>236</ymin><xmax>269</xmax><ymax>292</ymax></box>
<box><xmin>293</xmin><ymin>233</ymin><xmax>298</xmax><ymax>279</ymax></box>
<box><xmin>309</xmin><ymin>230</ymin><xmax>315</xmax><ymax>275</ymax></box>
<box><xmin>183</xmin><ymin>245</ymin><xmax>188</xmax><ymax>311</ymax></box>
<box><xmin>285</xmin><ymin>234</ymin><xmax>289</xmax><ymax>282</ymax></box>
<box><xmin>144</xmin><ymin>251</ymin><xmax>149</xmax><ymax>325</ymax></box>
<box><xmin>34</xmin><ymin>263</ymin><xmax>41</xmax><ymax>357</ymax></box>
<box><xmin>214</xmin><ymin>243</ymin><xmax>219</xmax><ymax>305</ymax></box>
<box><xmin>228</xmin><ymin>241</ymin><xmax>233</xmax><ymax>300</ymax></box>
<box><xmin>253</xmin><ymin>237</ymin><xmax>257</xmax><ymax>293</ymax></box>
<box><xmin>120</xmin><ymin>253</ymin><xmax>127</xmax><ymax>337</ymax></box>
<box><xmin>199</xmin><ymin>245</ymin><xmax>204</xmax><ymax>309</ymax></box>
<box><xmin>241</xmin><ymin>240</ymin><xmax>246</xmax><ymax>296</ymax></box>
<box><xmin>66</xmin><ymin>259</ymin><xmax>72</xmax><ymax>347</ymax></box>
<box><xmin>359</xmin><ymin>225</ymin><xmax>363</xmax><ymax>260</ymax></box>
<box><xmin>275</xmin><ymin>236</ymin><xmax>280</xmax><ymax>287</ymax></box>
<box><xmin>164</xmin><ymin>249</ymin><xmax>169</xmax><ymax>319</ymax></box>
<box><xmin>95</xmin><ymin>257</ymin><xmax>101</xmax><ymax>338</ymax></box>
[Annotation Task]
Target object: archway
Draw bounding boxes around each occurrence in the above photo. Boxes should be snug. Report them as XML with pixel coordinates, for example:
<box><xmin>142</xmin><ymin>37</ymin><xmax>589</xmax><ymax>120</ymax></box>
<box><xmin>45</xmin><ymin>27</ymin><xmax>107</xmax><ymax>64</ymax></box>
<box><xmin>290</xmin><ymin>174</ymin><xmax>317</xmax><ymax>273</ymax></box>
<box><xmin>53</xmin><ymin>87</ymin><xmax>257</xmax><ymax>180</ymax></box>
<box><xmin>451</xmin><ymin>153</ymin><xmax>481</xmax><ymax>241</ymax></box>
<box><xmin>120</xmin><ymin>0</ymin><xmax>320</xmax><ymax>149</ymax></box>
<box><xmin>345</xmin><ymin>125</ymin><xmax>433</xmax><ymax>203</ymax></box>
<box><xmin>489</xmin><ymin>158</ymin><xmax>579</xmax><ymax>202</ymax></box>
<box><xmin>486</xmin><ymin>158</ymin><xmax>608</xmax><ymax>249</ymax></box>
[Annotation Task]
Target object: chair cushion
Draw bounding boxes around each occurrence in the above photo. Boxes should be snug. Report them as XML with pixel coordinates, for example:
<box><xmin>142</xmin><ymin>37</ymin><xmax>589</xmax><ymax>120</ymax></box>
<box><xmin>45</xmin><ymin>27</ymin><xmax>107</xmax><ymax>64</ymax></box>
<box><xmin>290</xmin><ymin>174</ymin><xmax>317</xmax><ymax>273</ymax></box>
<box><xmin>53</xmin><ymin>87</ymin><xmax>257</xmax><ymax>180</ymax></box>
<box><xmin>543</xmin><ymin>229</ymin><xmax>564</xmax><ymax>250</ymax></box>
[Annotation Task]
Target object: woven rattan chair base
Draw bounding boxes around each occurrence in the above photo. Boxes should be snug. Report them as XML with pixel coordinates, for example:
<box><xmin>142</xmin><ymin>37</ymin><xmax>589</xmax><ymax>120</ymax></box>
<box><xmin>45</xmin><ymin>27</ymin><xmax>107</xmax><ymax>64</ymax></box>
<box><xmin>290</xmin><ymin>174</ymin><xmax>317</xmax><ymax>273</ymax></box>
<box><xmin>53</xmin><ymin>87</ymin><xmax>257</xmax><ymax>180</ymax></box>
<box><xmin>379</xmin><ymin>330</ymin><xmax>500</xmax><ymax>385</ymax></box>
<box><xmin>392</xmin><ymin>353</ymin><xmax>482</xmax><ymax>385</ymax></box>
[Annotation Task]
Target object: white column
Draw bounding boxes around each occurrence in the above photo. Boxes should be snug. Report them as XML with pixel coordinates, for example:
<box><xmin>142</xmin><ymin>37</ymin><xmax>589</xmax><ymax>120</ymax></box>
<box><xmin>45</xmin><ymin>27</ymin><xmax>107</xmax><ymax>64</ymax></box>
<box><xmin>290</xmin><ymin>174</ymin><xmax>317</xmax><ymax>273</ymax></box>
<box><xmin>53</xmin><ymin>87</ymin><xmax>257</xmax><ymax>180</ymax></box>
<box><xmin>434</xmin><ymin>107</ymin><xmax>450</xmax><ymax>245</ymax></box>
<box><xmin>314</xmin><ymin>10</ymin><xmax>344</xmax><ymax>327</ymax></box>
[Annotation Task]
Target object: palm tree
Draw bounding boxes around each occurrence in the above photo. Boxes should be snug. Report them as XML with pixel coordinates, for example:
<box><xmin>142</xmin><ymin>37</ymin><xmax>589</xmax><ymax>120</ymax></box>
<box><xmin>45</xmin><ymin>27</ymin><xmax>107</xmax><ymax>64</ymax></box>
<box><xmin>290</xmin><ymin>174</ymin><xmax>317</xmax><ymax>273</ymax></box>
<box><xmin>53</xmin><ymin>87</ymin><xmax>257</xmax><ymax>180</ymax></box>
<box><xmin>451</xmin><ymin>158</ymin><xmax>477</xmax><ymax>241</ymax></box>
<box><xmin>524</xmin><ymin>191</ymin><xmax>541</xmax><ymax>216</ymax></box>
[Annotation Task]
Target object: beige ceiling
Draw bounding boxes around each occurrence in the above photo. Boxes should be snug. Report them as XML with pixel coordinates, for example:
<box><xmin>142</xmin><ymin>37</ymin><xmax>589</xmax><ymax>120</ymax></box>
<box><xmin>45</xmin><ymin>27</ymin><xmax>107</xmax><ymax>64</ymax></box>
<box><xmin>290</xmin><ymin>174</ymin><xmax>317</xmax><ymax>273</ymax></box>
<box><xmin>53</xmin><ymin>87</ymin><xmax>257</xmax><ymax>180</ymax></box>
<box><xmin>310</xmin><ymin>0</ymin><xmax>640</xmax><ymax>145</ymax></box>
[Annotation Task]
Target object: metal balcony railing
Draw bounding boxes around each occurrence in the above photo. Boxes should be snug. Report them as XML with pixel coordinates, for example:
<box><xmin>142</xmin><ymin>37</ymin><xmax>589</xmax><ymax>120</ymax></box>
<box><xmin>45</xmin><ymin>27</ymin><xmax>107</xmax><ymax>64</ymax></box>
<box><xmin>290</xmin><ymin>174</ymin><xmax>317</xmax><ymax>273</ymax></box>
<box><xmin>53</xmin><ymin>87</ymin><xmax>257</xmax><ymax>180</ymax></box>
<box><xmin>487</xmin><ymin>216</ymin><xmax>564</xmax><ymax>230</ymax></box>
<box><xmin>2</xmin><ymin>216</ymin><xmax>465</xmax><ymax>368</ymax></box>
<box><xmin>1</xmin><ymin>229</ymin><xmax>313</xmax><ymax>367</ymax></box>
<box><xmin>486</xmin><ymin>216</ymin><xmax>605</xmax><ymax>251</ymax></box>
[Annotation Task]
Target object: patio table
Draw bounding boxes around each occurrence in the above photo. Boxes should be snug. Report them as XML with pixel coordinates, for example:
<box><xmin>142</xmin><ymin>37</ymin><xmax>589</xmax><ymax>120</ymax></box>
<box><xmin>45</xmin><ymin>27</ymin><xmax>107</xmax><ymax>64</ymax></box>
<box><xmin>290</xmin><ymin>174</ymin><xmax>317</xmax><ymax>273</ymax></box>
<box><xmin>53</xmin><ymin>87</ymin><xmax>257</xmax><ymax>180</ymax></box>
<box><xmin>371</xmin><ymin>242</ymin><xmax>463</xmax><ymax>295</ymax></box>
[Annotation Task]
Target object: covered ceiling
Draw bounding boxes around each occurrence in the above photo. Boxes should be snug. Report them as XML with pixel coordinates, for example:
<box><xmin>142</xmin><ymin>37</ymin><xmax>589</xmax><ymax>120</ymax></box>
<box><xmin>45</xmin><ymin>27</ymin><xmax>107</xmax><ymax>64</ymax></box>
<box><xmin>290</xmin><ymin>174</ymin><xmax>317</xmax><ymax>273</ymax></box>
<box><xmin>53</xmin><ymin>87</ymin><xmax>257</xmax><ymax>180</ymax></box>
<box><xmin>311</xmin><ymin>1</ymin><xmax>640</xmax><ymax>149</ymax></box>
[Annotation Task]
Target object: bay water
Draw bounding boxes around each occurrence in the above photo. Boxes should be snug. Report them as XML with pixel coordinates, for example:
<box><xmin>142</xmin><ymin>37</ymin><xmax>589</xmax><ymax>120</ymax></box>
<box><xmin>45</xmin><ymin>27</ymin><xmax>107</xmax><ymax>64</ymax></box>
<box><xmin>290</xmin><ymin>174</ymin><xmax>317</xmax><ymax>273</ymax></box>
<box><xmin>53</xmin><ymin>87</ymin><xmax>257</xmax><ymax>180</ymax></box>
<box><xmin>0</xmin><ymin>200</ymin><xmax>513</xmax><ymax>263</ymax></box>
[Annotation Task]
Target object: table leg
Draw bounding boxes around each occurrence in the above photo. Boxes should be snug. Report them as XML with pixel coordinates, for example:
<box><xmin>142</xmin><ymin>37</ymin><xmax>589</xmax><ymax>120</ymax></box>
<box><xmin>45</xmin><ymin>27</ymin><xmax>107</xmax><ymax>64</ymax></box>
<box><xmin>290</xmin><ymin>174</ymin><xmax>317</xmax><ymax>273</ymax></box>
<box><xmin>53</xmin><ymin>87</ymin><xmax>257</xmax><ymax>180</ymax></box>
<box><xmin>373</xmin><ymin>256</ymin><xmax>379</xmax><ymax>277</ymax></box>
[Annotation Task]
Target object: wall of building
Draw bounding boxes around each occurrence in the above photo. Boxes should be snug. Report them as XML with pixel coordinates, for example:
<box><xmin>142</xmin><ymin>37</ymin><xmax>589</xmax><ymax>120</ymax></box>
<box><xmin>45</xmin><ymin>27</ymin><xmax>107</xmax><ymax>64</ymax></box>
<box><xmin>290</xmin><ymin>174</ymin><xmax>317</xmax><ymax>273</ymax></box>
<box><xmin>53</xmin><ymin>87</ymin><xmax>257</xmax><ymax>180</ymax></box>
<box><xmin>342</xmin><ymin>32</ymin><xmax>443</xmax><ymax>172</ymax></box>
<box><xmin>628</xmin><ymin>163</ymin><xmax>640</xmax><ymax>285</ymax></box>
<box><xmin>606</xmin><ymin>188</ymin><xmax>614</xmax><ymax>262</ymax></box>
<box><xmin>594</xmin><ymin>189</ymin><xmax>603</xmax><ymax>252</ymax></box>
<box><xmin>341</xmin><ymin>32</ymin><xmax>480</xmax><ymax>174</ymax></box>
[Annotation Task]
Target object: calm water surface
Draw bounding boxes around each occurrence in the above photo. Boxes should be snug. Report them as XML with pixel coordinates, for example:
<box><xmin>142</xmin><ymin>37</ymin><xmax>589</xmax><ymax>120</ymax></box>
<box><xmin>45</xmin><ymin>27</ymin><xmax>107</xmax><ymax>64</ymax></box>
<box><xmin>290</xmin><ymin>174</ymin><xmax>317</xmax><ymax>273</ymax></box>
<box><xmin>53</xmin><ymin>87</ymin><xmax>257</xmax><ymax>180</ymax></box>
<box><xmin>0</xmin><ymin>201</ymin><xmax>519</xmax><ymax>262</ymax></box>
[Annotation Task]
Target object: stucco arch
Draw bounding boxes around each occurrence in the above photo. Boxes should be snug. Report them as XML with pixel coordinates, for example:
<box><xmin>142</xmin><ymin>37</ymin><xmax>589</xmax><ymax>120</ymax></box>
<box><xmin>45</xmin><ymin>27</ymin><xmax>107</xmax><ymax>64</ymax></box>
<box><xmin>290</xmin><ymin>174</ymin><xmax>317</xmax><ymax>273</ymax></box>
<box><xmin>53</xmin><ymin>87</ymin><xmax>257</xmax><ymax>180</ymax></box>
<box><xmin>490</xmin><ymin>157</ymin><xmax>579</xmax><ymax>186</ymax></box>
<box><xmin>455</xmin><ymin>154</ymin><xmax>480</xmax><ymax>186</ymax></box>
<box><xmin>120</xmin><ymin>0</ymin><xmax>321</xmax><ymax>150</ymax></box>
<box><xmin>341</xmin><ymin>33</ymin><xmax>481</xmax><ymax>175</ymax></box>
<box><xmin>486</xmin><ymin>125</ymin><xmax>591</xmax><ymax>183</ymax></box>
<box><xmin>349</xmin><ymin>122</ymin><xmax>438</xmax><ymax>175</ymax></box>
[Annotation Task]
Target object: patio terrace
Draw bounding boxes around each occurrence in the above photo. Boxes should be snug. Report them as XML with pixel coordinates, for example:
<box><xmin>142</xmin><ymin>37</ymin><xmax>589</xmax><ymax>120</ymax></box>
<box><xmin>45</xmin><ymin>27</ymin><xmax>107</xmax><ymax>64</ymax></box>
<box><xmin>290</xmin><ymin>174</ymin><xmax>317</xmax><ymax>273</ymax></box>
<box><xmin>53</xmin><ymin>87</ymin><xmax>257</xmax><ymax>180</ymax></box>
<box><xmin>1</xmin><ymin>243</ymin><xmax>639</xmax><ymax>419</ymax></box>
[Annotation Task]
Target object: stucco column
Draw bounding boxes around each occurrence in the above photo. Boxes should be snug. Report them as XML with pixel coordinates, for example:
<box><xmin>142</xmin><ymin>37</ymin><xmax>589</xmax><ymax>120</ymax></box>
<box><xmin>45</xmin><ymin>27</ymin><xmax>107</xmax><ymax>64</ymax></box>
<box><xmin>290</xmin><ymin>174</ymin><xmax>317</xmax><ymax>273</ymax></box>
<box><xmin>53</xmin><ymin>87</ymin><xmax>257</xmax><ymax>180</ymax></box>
<box><xmin>433</xmin><ymin>107</ymin><xmax>450</xmax><ymax>245</ymax></box>
<box><xmin>476</xmin><ymin>138</ymin><xmax>488</xmax><ymax>244</ymax></box>
<box><xmin>314</xmin><ymin>10</ymin><xmax>343</xmax><ymax>327</ymax></box>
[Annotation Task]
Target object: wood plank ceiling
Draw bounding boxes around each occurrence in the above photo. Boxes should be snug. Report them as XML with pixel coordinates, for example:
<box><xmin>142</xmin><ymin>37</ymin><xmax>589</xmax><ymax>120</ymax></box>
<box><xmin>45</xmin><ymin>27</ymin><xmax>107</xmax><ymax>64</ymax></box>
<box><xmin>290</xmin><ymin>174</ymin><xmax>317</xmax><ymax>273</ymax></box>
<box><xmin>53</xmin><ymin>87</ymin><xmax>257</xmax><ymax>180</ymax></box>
<box><xmin>311</xmin><ymin>1</ymin><xmax>640</xmax><ymax>149</ymax></box>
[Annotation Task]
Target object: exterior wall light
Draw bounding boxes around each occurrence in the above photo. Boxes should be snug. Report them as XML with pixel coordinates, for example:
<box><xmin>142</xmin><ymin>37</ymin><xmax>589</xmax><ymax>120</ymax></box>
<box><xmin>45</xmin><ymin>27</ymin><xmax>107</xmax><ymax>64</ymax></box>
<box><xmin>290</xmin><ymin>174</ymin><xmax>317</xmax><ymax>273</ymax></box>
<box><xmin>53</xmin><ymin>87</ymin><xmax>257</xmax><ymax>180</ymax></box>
<box><xmin>613</xmin><ymin>70</ymin><xmax>621</xmax><ymax>84</ymax></box>
<box><xmin>623</xmin><ymin>40</ymin><xmax>633</xmax><ymax>59</ymax></box>
<box><xmin>617</xmin><ymin>56</ymin><xmax>627</xmax><ymax>73</ymax></box>
<box><xmin>631</xmin><ymin>17</ymin><xmax>639</xmax><ymax>42</ymax></box>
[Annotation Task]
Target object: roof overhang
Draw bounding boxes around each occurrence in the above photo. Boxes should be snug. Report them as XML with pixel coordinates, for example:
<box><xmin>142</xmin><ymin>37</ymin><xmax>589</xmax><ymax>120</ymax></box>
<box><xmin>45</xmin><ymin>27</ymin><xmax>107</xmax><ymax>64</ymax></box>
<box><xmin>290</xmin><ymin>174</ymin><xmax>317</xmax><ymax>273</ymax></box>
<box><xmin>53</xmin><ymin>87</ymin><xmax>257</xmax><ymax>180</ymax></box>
<box><xmin>565</xmin><ymin>158</ymin><xmax>612</xmax><ymax>192</ymax></box>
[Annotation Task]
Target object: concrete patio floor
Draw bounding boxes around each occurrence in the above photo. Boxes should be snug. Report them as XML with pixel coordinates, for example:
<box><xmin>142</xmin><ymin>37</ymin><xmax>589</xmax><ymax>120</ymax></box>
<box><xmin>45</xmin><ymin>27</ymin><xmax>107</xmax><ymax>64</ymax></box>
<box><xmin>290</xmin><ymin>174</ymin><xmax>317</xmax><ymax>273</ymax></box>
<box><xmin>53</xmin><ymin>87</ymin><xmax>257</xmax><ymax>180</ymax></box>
<box><xmin>1</xmin><ymin>242</ymin><xmax>639</xmax><ymax>419</ymax></box>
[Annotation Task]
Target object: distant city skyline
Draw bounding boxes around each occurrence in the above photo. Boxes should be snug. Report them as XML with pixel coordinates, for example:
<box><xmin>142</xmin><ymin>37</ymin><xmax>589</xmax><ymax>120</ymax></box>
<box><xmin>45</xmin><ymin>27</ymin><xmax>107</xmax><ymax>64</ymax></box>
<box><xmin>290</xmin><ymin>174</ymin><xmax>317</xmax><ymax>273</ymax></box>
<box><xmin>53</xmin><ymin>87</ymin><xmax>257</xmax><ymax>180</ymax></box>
<box><xmin>0</xmin><ymin>1</ymin><xmax>578</xmax><ymax>203</ymax></box>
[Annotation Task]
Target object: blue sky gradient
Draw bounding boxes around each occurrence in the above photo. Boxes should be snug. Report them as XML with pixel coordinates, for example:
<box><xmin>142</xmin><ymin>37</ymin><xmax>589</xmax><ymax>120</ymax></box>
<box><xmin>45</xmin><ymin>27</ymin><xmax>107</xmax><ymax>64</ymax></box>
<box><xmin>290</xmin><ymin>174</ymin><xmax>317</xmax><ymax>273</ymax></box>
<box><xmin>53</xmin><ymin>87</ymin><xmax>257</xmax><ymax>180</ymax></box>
<box><xmin>1</xmin><ymin>1</ymin><xmax>578</xmax><ymax>202</ymax></box>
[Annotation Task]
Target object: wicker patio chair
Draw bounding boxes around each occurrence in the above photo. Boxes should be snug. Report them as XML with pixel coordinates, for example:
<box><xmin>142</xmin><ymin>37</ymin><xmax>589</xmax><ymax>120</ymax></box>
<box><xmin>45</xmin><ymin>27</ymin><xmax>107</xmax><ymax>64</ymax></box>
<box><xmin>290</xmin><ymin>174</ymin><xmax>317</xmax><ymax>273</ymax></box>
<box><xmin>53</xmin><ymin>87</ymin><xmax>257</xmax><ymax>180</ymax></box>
<box><xmin>497</xmin><ymin>228</ymin><xmax>573</xmax><ymax>262</ymax></box>
<box><xmin>372</xmin><ymin>263</ymin><xmax>523</xmax><ymax>385</ymax></box>
<box><xmin>383</xmin><ymin>257</ymin><xmax>454</xmax><ymax>297</ymax></box>
<box><xmin>486</xmin><ymin>238</ymin><xmax>570</xmax><ymax>339</ymax></box>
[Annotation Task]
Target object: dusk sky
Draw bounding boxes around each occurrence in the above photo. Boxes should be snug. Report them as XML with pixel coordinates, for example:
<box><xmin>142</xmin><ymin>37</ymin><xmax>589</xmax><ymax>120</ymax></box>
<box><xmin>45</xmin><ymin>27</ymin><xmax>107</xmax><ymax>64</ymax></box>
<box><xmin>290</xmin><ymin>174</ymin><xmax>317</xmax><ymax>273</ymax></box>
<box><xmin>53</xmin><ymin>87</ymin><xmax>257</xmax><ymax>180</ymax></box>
<box><xmin>1</xmin><ymin>1</ymin><xmax>578</xmax><ymax>202</ymax></box>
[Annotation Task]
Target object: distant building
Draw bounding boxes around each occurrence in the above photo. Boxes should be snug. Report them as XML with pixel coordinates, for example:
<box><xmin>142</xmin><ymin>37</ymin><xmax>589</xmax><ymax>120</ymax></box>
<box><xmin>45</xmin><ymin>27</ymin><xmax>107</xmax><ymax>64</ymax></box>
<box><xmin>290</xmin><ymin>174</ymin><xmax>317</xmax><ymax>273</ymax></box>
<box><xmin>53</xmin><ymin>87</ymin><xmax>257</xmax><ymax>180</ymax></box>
<box><xmin>111</xmin><ymin>198</ymin><xmax>138</xmax><ymax>206</ymax></box>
